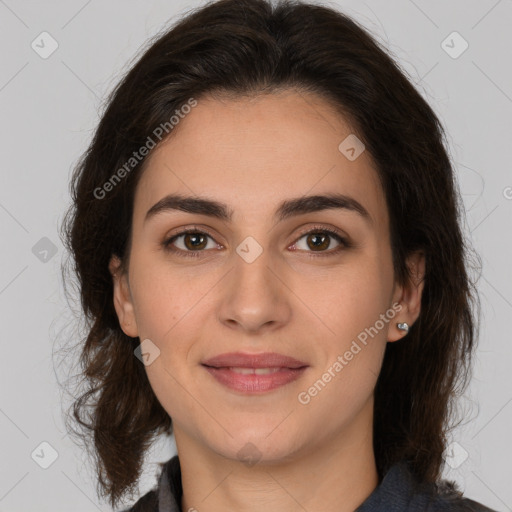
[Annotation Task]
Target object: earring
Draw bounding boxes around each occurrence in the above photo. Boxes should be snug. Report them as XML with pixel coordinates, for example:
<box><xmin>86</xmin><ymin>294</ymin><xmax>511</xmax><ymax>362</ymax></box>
<box><xmin>397</xmin><ymin>322</ymin><xmax>409</xmax><ymax>333</ymax></box>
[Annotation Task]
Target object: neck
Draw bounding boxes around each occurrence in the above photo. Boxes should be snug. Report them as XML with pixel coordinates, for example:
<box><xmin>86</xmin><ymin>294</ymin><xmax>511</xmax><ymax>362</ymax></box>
<box><xmin>174</xmin><ymin>401</ymin><xmax>379</xmax><ymax>512</ymax></box>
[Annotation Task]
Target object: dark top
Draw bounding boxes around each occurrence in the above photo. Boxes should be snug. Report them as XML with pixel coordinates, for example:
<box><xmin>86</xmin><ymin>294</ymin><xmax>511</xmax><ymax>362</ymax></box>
<box><xmin>121</xmin><ymin>455</ymin><xmax>498</xmax><ymax>512</ymax></box>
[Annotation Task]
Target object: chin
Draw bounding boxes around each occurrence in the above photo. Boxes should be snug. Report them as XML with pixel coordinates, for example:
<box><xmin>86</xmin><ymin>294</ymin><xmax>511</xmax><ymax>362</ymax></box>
<box><xmin>205</xmin><ymin>424</ymin><xmax>306</xmax><ymax>467</ymax></box>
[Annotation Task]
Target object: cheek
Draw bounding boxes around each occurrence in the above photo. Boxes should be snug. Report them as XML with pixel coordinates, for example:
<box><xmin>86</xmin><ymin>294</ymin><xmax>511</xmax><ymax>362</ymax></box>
<box><xmin>295</xmin><ymin>267</ymin><xmax>390</xmax><ymax>420</ymax></box>
<box><xmin>129</xmin><ymin>252</ymin><xmax>210</xmax><ymax>339</ymax></box>
<box><xmin>299</xmin><ymin>257</ymin><xmax>393</xmax><ymax>400</ymax></box>
<box><xmin>128</xmin><ymin>254</ymin><xmax>215</xmax><ymax>385</ymax></box>
<box><xmin>298</xmin><ymin>257</ymin><xmax>391</xmax><ymax>338</ymax></box>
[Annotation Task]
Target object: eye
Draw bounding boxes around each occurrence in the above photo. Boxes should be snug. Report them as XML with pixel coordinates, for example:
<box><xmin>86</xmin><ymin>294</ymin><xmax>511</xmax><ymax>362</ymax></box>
<box><xmin>163</xmin><ymin>227</ymin><xmax>220</xmax><ymax>258</ymax></box>
<box><xmin>162</xmin><ymin>225</ymin><xmax>351</xmax><ymax>258</ymax></box>
<box><xmin>290</xmin><ymin>226</ymin><xmax>350</xmax><ymax>257</ymax></box>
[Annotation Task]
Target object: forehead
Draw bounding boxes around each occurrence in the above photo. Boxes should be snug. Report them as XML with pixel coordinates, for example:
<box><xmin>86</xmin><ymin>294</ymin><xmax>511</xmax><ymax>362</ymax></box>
<box><xmin>133</xmin><ymin>90</ymin><xmax>387</xmax><ymax>231</ymax></box>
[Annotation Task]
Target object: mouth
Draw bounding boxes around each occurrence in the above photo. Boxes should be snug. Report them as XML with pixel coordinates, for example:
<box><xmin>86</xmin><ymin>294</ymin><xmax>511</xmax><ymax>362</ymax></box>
<box><xmin>201</xmin><ymin>352</ymin><xmax>309</xmax><ymax>393</ymax></box>
<box><xmin>217</xmin><ymin>367</ymin><xmax>291</xmax><ymax>375</ymax></box>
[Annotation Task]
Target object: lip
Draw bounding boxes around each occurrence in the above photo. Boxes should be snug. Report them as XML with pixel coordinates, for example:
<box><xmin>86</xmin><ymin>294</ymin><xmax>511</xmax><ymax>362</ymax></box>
<box><xmin>201</xmin><ymin>352</ymin><xmax>309</xmax><ymax>394</ymax></box>
<box><xmin>202</xmin><ymin>351</ymin><xmax>308</xmax><ymax>369</ymax></box>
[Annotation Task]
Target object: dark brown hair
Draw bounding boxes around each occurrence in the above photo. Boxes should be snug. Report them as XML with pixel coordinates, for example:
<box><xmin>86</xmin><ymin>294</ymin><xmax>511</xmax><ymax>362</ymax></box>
<box><xmin>59</xmin><ymin>0</ymin><xmax>481</xmax><ymax>508</ymax></box>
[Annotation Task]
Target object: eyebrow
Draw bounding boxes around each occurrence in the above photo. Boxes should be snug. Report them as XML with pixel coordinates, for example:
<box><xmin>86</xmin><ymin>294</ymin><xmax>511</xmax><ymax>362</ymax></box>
<box><xmin>144</xmin><ymin>192</ymin><xmax>373</xmax><ymax>227</ymax></box>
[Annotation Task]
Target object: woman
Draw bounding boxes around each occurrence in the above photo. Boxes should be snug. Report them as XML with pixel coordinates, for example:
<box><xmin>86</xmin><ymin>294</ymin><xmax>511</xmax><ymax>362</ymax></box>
<box><xmin>60</xmin><ymin>0</ymin><xmax>497</xmax><ymax>510</ymax></box>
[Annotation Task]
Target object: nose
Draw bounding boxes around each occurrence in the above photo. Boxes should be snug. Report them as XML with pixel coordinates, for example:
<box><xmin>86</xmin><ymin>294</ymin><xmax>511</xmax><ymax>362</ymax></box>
<box><xmin>217</xmin><ymin>245</ymin><xmax>292</xmax><ymax>335</ymax></box>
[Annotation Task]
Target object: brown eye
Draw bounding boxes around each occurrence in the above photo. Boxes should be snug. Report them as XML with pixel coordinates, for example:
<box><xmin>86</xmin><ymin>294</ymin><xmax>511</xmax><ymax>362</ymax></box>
<box><xmin>182</xmin><ymin>232</ymin><xmax>208</xmax><ymax>250</ymax></box>
<box><xmin>292</xmin><ymin>228</ymin><xmax>348</xmax><ymax>255</ymax></box>
<box><xmin>163</xmin><ymin>226</ymin><xmax>350</xmax><ymax>259</ymax></box>
<box><xmin>305</xmin><ymin>232</ymin><xmax>331</xmax><ymax>251</ymax></box>
<box><xmin>163</xmin><ymin>229</ymin><xmax>218</xmax><ymax>257</ymax></box>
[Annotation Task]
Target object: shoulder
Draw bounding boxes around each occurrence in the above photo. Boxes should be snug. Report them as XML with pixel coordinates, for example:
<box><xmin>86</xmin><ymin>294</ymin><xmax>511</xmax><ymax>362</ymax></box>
<box><xmin>407</xmin><ymin>466</ymin><xmax>498</xmax><ymax>512</ymax></box>
<box><xmin>119</xmin><ymin>488</ymin><xmax>159</xmax><ymax>512</ymax></box>
<box><xmin>428</xmin><ymin>496</ymin><xmax>498</xmax><ymax>511</ymax></box>
<box><xmin>356</xmin><ymin>460</ymin><xmax>498</xmax><ymax>512</ymax></box>
<box><xmin>424</xmin><ymin>492</ymin><xmax>498</xmax><ymax>511</ymax></box>
<box><xmin>423</xmin><ymin>478</ymin><xmax>498</xmax><ymax>511</ymax></box>
<box><xmin>118</xmin><ymin>456</ymin><xmax>181</xmax><ymax>512</ymax></box>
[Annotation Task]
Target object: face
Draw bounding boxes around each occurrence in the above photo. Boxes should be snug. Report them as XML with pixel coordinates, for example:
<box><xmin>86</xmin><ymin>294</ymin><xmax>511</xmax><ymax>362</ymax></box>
<box><xmin>110</xmin><ymin>89</ymin><xmax>425</xmax><ymax>465</ymax></box>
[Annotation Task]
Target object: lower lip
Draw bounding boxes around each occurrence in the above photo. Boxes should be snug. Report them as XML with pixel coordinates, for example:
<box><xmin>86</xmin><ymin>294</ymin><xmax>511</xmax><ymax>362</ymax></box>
<box><xmin>202</xmin><ymin>365</ymin><xmax>307</xmax><ymax>393</ymax></box>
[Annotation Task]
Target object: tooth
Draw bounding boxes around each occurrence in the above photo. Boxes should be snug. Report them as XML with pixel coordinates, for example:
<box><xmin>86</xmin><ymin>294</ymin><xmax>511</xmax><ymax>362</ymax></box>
<box><xmin>254</xmin><ymin>368</ymin><xmax>279</xmax><ymax>375</ymax></box>
<box><xmin>228</xmin><ymin>367</ymin><xmax>282</xmax><ymax>375</ymax></box>
<box><xmin>229</xmin><ymin>367</ymin><xmax>255</xmax><ymax>374</ymax></box>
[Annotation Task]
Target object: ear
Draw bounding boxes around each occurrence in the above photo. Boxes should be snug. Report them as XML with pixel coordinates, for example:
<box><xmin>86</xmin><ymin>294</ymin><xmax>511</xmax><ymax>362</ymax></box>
<box><xmin>109</xmin><ymin>255</ymin><xmax>139</xmax><ymax>338</ymax></box>
<box><xmin>388</xmin><ymin>250</ymin><xmax>426</xmax><ymax>342</ymax></box>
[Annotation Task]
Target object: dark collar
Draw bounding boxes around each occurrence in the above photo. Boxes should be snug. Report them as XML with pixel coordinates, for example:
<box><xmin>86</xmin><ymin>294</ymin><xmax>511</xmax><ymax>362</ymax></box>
<box><xmin>153</xmin><ymin>455</ymin><xmax>496</xmax><ymax>512</ymax></box>
<box><xmin>157</xmin><ymin>455</ymin><xmax>182</xmax><ymax>512</ymax></box>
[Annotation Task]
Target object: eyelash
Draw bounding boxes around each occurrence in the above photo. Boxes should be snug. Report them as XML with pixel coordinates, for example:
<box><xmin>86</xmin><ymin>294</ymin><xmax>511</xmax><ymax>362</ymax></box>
<box><xmin>162</xmin><ymin>225</ymin><xmax>351</xmax><ymax>259</ymax></box>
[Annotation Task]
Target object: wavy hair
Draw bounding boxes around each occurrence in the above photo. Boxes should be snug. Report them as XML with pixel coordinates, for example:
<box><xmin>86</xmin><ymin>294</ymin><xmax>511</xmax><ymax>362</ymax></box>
<box><xmin>59</xmin><ymin>0</ymin><xmax>481</xmax><ymax>508</ymax></box>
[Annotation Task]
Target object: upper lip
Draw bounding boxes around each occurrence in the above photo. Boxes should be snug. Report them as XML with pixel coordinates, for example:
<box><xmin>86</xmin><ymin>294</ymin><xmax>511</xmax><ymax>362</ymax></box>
<box><xmin>202</xmin><ymin>352</ymin><xmax>308</xmax><ymax>369</ymax></box>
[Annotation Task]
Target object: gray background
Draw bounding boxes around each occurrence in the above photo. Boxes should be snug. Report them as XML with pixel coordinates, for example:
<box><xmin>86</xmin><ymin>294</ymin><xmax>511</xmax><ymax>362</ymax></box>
<box><xmin>0</xmin><ymin>0</ymin><xmax>511</xmax><ymax>511</ymax></box>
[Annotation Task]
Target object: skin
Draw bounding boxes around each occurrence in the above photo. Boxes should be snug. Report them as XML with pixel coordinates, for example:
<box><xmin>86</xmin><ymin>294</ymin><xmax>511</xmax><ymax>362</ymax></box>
<box><xmin>109</xmin><ymin>89</ymin><xmax>425</xmax><ymax>512</ymax></box>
